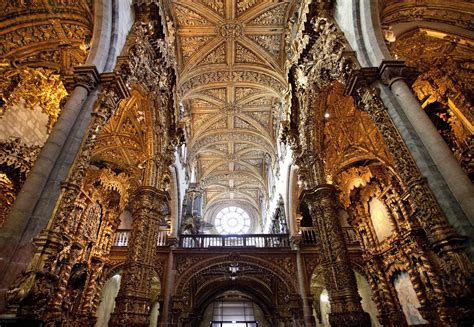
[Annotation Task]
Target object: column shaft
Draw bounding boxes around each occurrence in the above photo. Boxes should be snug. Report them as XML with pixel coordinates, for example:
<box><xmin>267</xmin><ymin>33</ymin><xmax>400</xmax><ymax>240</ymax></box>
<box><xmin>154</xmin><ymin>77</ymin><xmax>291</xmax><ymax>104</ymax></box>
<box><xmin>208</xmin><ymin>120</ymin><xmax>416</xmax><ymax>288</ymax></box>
<box><xmin>304</xmin><ymin>185</ymin><xmax>370</xmax><ymax>327</ymax></box>
<box><xmin>111</xmin><ymin>187</ymin><xmax>167</xmax><ymax>326</ymax></box>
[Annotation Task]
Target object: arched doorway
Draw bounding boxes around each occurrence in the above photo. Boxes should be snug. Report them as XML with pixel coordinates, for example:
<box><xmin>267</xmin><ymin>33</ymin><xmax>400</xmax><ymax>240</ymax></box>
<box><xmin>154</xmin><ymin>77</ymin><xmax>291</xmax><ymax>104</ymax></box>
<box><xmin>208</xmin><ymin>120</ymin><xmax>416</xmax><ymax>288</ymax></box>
<box><xmin>199</xmin><ymin>290</ymin><xmax>270</xmax><ymax>327</ymax></box>
<box><xmin>172</xmin><ymin>253</ymin><xmax>303</xmax><ymax>326</ymax></box>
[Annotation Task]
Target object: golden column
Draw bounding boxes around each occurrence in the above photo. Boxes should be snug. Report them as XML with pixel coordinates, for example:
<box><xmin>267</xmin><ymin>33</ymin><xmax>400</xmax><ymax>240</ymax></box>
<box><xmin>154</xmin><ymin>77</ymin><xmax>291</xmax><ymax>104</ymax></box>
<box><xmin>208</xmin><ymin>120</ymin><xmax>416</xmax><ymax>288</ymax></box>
<box><xmin>110</xmin><ymin>187</ymin><xmax>168</xmax><ymax>326</ymax></box>
<box><xmin>302</xmin><ymin>184</ymin><xmax>371</xmax><ymax>327</ymax></box>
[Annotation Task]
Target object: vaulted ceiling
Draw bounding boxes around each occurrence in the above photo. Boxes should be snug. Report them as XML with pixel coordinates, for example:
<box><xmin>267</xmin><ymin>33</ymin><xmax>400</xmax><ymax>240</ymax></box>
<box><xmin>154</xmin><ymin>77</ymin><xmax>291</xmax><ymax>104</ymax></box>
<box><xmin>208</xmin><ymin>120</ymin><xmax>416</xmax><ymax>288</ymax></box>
<box><xmin>164</xmin><ymin>0</ymin><xmax>296</xmax><ymax>218</ymax></box>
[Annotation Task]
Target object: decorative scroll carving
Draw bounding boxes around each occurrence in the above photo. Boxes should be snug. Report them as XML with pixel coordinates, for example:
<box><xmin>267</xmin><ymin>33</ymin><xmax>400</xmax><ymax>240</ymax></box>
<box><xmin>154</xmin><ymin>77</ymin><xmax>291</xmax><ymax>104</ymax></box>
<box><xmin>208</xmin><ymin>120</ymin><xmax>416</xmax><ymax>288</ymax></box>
<box><xmin>0</xmin><ymin>0</ymin><xmax>93</xmax><ymax>72</ymax></box>
<box><xmin>298</xmin><ymin>17</ymin><xmax>357</xmax><ymax>90</ymax></box>
<box><xmin>0</xmin><ymin>137</ymin><xmax>41</xmax><ymax>179</ymax></box>
<box><xmin>0</xmin><ymin>137</ymin><xmax>41</xmax><ymax>226</ymax></box>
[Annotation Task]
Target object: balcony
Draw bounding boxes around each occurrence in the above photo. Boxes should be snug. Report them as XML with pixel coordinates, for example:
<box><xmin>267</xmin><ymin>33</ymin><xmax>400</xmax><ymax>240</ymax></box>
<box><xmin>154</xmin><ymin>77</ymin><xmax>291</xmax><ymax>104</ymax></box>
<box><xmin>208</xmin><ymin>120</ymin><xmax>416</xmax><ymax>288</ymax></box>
<box><xmin>112</xmin><ymin>230</ymin><xmax>290</xmax><ymax>249</ymax></box>
<box><xmin>112</xmin><ymin>227</ymin><xmax>359</xmax><ymax>249</ymax></box>
<box><xmin>179</xmin><ymin>234</ymin><xmax>290</xmax><ymax>248</ymax></box>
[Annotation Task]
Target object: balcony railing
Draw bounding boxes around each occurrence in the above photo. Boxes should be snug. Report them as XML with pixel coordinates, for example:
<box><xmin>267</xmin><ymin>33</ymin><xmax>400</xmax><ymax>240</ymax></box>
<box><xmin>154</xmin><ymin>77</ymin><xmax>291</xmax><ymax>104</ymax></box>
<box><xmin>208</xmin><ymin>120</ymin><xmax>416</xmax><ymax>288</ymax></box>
<box><xmin>300</xmin><ymin>227</ymin><xmax>359</xmax><ymax>247</ymax></box>
<box><xmin>179</xmin><ymin>234</ymin><xmax>290</xmax><ymax>248</ymax></box>
<box><xmin>112</xmin><ymin>229</ymin><xmax>168</xmax><ymax>247</ymax></box>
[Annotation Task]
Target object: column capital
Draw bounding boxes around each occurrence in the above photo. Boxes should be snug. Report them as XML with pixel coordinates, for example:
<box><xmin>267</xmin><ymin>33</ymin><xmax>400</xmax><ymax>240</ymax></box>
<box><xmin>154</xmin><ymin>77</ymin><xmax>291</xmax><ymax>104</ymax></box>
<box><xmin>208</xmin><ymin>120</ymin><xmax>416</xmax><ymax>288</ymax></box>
<box><xmin>378</xmin><ymin>60</ymin><xmax>419</xmax><ymax>87</ymax></box>
<box><xmin>131</xmin><ymin>186</ymin><xmax>169</xmax><ymax>221</ymax></box>
<box><xmin>63</xmin><ymin>65</ymin><xmax>100</xmax><ymax>93</ymax></box>
<box><xmin>289</xmin><ymin>235</ymin><xmax>303</xmax><ymax>249</ymax></box>
<box><xmin>99</xmin><ymin>72</ymin><xmax>131</xmax><ymax>99</ymax></box>
<box><xmin>300</xmin><ymin>183</ymin><xmax>339</xmax><ymax>204</ymax></box>
<box><xmin>344</xmin><ymin>61</ymin><xmax>418</xmax><ymax>94</ymax></box>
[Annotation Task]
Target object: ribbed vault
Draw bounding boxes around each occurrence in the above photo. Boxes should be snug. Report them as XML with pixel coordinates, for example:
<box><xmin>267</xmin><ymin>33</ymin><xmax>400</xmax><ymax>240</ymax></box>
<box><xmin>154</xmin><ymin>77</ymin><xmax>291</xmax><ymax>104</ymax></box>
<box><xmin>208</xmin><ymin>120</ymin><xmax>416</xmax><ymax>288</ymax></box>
<box><xmin>164</xmin><ymin>0</ymin><xmax>296</xmax><ymax>221</ymax></box>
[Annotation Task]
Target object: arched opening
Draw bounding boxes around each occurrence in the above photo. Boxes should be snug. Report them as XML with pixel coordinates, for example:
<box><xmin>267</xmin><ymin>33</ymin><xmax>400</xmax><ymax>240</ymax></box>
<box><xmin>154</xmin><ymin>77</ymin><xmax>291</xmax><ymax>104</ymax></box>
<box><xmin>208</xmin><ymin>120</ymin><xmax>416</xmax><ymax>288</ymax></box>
<box><xmin>199</xmin><ymin>291</ymin><xmax>270</xmax><ymax>327</ymax></box>
<box><xmin>309</xmin><ymin>267</ymin><xmax>381</xmax><ymax>327</ymax></box>
<box><xmin>392</xmin><ymin>272</ymin><xmax>428</xmax><ymax>325</ymax></box>
<box><xmin>174</xmin><ymin>255</ymin><xmax>303</xmax><ymax>326</ymax></box>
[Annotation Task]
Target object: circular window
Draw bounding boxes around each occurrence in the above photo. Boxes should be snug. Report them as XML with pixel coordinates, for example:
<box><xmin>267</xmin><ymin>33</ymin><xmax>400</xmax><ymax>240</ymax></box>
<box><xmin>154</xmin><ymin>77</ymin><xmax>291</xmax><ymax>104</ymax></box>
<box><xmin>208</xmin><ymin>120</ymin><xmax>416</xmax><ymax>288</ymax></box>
<box><xmin>215</xmin><ymin>206</ymin><xmax>251</xmax><ymax>234</ymax></box>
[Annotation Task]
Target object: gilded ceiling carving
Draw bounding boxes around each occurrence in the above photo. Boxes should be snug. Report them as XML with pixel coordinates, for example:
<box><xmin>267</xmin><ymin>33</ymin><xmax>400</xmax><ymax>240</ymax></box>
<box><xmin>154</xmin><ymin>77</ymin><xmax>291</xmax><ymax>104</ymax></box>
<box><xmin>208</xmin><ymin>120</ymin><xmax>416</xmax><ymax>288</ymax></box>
<box><xmin>380</xmin><ymin>0</ymin><xmax>474</xmax><ymax>31</ymax></box>
<box><xmin>166</xmin><ymin>0</ymin><xmax>295</xmax><ymax>218</ymax></box>
<box><xmin>322</xmin><ymin>83</ymin><xmax>393</xmax><ymax>179</ymax></box>
<box><xmin>92</xmin><ymin>89</ymin><xmax>153</xmax><ymax>182</ymax></box>
<box><xmin>0</xmin><ymin>0</ymin><xmax>93</xmax><ymax>72</ymax></box>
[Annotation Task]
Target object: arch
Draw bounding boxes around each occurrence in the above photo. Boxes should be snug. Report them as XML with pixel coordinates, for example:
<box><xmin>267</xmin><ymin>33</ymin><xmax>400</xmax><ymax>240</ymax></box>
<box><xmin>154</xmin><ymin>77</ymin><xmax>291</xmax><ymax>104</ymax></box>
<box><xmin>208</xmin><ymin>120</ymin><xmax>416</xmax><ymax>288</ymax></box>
<box><xmin>175</xmin><ymin>254</ymin><xmax>298</xmax><ymax>296</ymax></box>
<box><xmin>173</xmin><ymin>254</ymin><xmax>302</xmax><ymax>324</ymax></box>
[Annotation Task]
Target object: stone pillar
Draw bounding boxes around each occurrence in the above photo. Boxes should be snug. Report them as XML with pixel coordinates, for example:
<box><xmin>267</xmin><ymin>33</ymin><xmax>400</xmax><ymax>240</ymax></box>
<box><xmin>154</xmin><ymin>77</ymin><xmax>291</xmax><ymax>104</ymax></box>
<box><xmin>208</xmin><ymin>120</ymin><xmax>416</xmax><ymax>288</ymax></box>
<box><xmin>345</xmin><ymin>70</ymin><xmax>474</xmax><ymax>324</ymax></box>
<box><xmin>2</xmin><ymin>74</ymin><xmax>128</xmax><ymax>320</ymax></box>
<box><xmin>0</xmin><ymin>66</ymin><xmax>99</xmax><ymax>310</ymax></box>
<box><xmin>303</xmin><ymin>184</ymin><xmax>370</xmax><ymax>327</ymax></box>
<box><xmin>110</xmin><ymin>187</ymin><xmax>168</xmax><ymax>326</ymax></box>
<box><xmin>379</xmin><ymin>60</ymin><xmax>474</xmax><ymax>226</ymax></box>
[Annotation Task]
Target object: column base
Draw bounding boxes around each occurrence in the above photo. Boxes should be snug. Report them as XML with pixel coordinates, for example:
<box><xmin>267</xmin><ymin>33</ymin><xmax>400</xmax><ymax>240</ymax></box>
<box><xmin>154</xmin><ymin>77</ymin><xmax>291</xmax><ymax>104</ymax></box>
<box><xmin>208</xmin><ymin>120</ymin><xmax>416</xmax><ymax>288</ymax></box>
<box><xmin>329</xmin><ymin>311</ymin><xmax>371</xmax><ymax>327</ymax></box>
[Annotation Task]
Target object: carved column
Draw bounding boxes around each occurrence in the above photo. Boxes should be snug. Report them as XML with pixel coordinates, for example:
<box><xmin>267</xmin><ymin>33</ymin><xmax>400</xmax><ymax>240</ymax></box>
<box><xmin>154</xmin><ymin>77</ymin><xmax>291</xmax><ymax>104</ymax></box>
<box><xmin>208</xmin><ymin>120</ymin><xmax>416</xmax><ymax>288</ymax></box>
<box><xmin>3</xmin><ymin>76</ymin><xmax>128</xmax><ymax>320</ymax></box>
<box><xmin>346</xmin><ymin>69</ymin><xmax>474</xmax><ymax>325</ymax></box>
<box><xmin>302</xmin><ymin>184</ymin><xmax>370</xmax><ymax>327</ymax></box>
<box><xmin>110</xmin><ymin>187</ymin><xmax>168</xmax><ymax>326</ymax></box>
<box><xmin>0</xmin><ymin>66</ymin><xmax>99</xmax><ymax>311</ymax></box>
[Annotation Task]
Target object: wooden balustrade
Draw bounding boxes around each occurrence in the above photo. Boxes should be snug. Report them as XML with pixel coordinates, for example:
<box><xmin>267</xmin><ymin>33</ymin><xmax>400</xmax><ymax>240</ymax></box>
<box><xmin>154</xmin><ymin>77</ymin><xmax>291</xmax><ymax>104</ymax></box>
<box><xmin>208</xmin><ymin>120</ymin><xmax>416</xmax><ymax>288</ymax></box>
<box><xmin>112</xmin><ymin>227</ymin><xmax>359</xmax><ymax>249</ymax></box>
<box><xmin>179</xmin><ymin>233</ymin><xmax>290</xmax><ymax>248</ymax></box>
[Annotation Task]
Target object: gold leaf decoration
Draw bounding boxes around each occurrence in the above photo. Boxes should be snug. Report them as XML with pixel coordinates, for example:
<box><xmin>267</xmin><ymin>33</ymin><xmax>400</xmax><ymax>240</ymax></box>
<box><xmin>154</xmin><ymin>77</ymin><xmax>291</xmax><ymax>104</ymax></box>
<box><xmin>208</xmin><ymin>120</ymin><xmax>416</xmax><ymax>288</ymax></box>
<box><xmin>235</xmin><ymin>42</ymin><xmax>264</xmax><ymax>64</ymax></box>
<box><xmin>198</xmin><ymin>0</ymin><xmax>225</xmax><ymax>16</ymax></box>
<box><xmin>0</xmin><ymin>63</ymin><xmax>68</xmax><ymax>131</ymax></box>
<box><xmin>249</xmin><ymin>4</ymin><xmax>288</xmax><ymax>25</ymax></box>
<box><xmin>248</xmin><ymin>34</ymin><xmax>281</xmax><ymax>57</ymax></box>
<box><xmin>200</xmin><ymin>43</ymin><xmax>226</xmax><ymax>65</ymax></box>
<box><xmin>236</xmin><ymin>0</ymin><xmax>260</xmax><ymax>16</ymax></box>
<box><xmin>180</xmin><ymin>36</ymin><xmax>212</xmax><ymax>62</ymax></box>
<box><xmin>175</xmin><ymin>4</ymin><xmax>211</xmax><ymax>26</ymax></box>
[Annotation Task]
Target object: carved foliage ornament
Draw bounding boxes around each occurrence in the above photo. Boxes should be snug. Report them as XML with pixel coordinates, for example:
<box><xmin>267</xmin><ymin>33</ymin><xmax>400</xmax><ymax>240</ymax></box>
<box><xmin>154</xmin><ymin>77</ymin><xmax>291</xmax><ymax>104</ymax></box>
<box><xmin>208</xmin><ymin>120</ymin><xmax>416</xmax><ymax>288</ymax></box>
<box><xmin>0</xmin><ymin>61</ymin><xmax>68</xmax><ymax>131</ymax></box>
<box><xmin>298</xmin><ymin>17</ymin><xmax>357</xmax><ymax>90</ymax></box>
